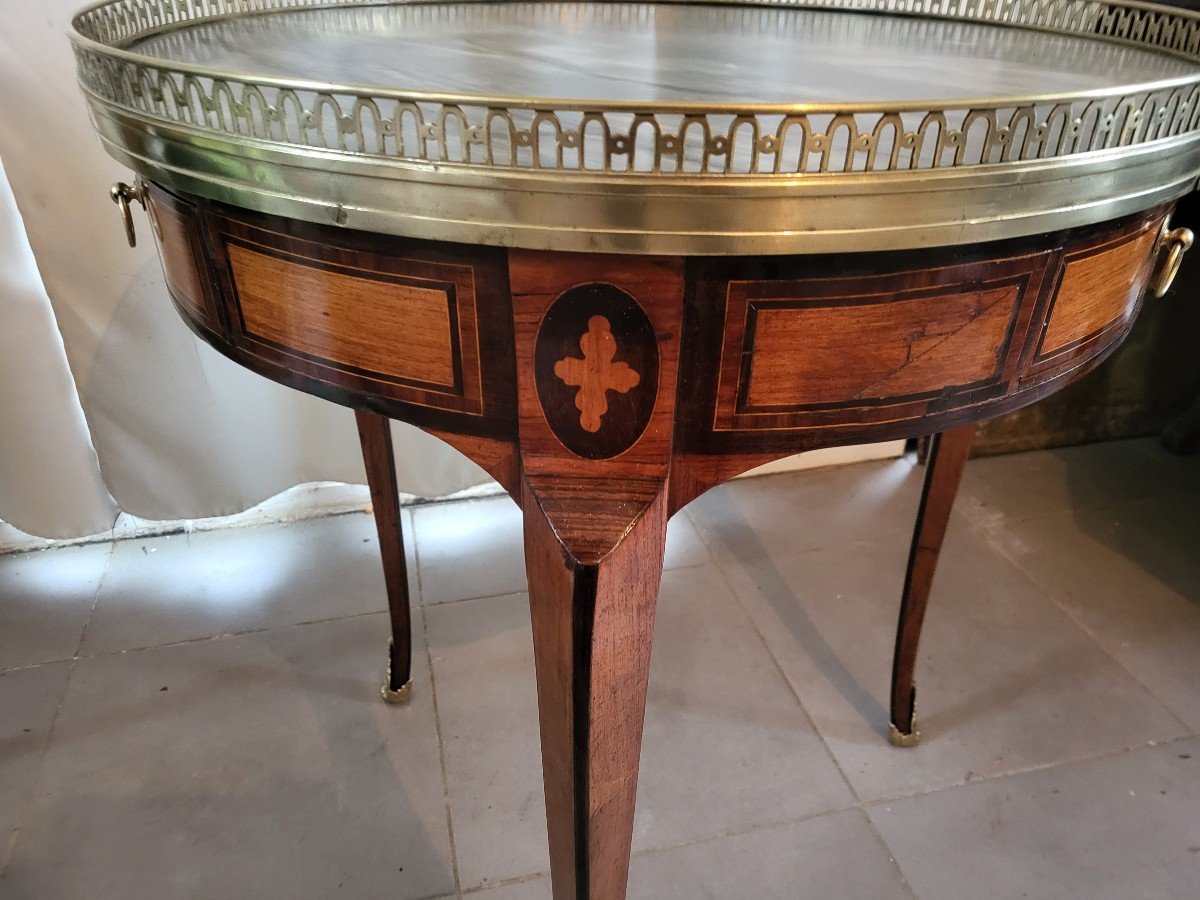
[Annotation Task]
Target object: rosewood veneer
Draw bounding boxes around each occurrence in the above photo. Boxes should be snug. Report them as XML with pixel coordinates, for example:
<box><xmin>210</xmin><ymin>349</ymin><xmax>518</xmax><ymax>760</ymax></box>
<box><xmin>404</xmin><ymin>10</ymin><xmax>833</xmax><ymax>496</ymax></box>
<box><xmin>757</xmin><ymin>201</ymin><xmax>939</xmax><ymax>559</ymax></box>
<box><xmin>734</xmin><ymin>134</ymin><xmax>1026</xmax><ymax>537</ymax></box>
<box><xmin>135</xmin><ymin>182</ymin><xmax>1183</xmax><ymax>895</ymax></box>
<box><xmin>73</xmin><ymin>1</ymin><xmax>1200</xmax><ymax>896</ymax></box>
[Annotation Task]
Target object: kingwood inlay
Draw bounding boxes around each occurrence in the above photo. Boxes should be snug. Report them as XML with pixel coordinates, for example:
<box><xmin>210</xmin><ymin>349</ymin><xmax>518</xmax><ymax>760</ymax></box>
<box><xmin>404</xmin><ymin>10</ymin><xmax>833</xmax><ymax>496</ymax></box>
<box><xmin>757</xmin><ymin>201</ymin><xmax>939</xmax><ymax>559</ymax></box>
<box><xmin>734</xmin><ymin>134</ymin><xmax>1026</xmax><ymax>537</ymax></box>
<box><xmin>1039</xmin><ymin>221</ymin><xmax>1163</xmax><ymax>357</ymax></box>
<box><xmin>554</xmin><ymin>316</ymin><xmax>641</xmax><ymax>433</ymax></box>
<box><xmin>536</xmin><ymin>282</ymin><xmax>659</xmax><ymax>460</ymax></box>
<box><xmin>80</xmin><ymin>2</ymin><xmax>1199</xmax><ymax>896</ymax></box>
<box><xmin>739</xmin><ymin>282</ymin><xmax>1023</xmax><ymax>410</ymax></box>
<box><xmin>145</xmin><ymin>188</ymin><xmax>221</xmax><ymax>334</ymax></box>
<box><xmin>227</xmin><ymin>241</ymin><xmax>460</xmax><ymax>390</ymax></box>
<box><xmin>133</xmin><ymin>180</ymin><xmax>1178</xmax><ymax>900</ymax></box>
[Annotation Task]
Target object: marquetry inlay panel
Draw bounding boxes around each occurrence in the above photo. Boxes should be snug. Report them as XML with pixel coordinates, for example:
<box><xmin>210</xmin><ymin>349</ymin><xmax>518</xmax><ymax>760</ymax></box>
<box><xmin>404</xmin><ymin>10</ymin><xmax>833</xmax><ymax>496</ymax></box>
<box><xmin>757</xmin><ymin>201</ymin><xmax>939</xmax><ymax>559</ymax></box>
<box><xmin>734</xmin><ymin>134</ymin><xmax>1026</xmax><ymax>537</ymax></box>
<box><xmin>743</xmin><ymin>284</ymin><xmax>1020</xmax><ymax>407</ymax></box>
<box><xmin>534</xmin><ymin>283</ymin><xmax>659</xmax><ymax>460</ymax></box>
<box><xmin>139</xmin><ymin>182</ymin><xmax>1170</xmax><ymax>474</ymax></box>
<box><xmin>145</xmin><ymin>187</ymin><xmax>221</xmax><ymax>335</ymax></box>
<box><xmin>553</xmin><ymin>316</ymin><xmax>642</xmax><ymax>432</ymax></box>
<box><xmin>711</xmin><ymin>262</ymin><xmax>1038</xmax><ymax>433</ymax></box>
<box><xmin>227</xmin><ymin>242</ymin><xmax>459</xmax><ymax>389</ymax></box>
<box><xmin>511</xmin><ymin>252</ymin><xmax>683</xmax><ymax>475</ymax></box>
<box><xmin>1031</xmin><ymin>219</ymin><xmax>1163</xmax><ymax>370</ymax></box>
<box><xmin>211</xmin><ymin>218</ymin><xmax>487</xmax><ymax>417</ymax></box>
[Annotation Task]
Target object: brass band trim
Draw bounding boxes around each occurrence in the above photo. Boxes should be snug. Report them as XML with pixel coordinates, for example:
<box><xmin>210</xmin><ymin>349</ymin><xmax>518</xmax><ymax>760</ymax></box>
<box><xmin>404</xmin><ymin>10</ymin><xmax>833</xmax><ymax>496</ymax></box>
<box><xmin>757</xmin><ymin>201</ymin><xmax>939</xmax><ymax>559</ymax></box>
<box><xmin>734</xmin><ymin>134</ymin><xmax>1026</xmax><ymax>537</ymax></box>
<box><xmin>73</xmin><ymin>0</ymin><xmax>1200</xmax><ymax>253</ymax></box>
<box><xmin>89</xmin><ymin>96</ymin><xmax>1200</xmax><ymax>253</ymax></box>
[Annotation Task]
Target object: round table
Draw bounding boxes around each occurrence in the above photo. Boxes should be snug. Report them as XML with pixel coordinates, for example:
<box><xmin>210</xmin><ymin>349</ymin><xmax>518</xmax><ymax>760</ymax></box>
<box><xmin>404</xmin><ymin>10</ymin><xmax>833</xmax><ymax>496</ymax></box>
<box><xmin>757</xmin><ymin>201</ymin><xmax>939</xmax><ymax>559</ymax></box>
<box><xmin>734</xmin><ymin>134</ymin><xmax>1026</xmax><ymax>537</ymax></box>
<box><xmin>71</xmin><ymin>1</ymin><xmax>1200</xmax><ymax>896</ymax></box>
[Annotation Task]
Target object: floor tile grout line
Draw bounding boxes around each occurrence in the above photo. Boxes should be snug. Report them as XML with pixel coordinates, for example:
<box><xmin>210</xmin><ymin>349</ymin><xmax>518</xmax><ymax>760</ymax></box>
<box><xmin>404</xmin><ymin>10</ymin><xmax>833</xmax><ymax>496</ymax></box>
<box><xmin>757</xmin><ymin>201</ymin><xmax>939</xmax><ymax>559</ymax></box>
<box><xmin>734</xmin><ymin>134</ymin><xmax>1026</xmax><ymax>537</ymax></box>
<box><xmin>954</xmin><ymin>434</ymin><xmax>1200</xmax><ymax>532</ymax></box>
<box><xmin>456</xmin><ymin>806</ymin><xmax>864</xmax><ymax>895</ymax></box>
<box><xmin>859</xmin><ymin>814</ymin><xmax>922</xmax><ymax>900</ymax></box>
<box><xmin>679</xmin><ymin>506</ymin><xmax>923</xmax><ymax>898</ymax></box>
<box><xmin>66</xmin><ymin>607</ymin><xmax>389</xmax><ymax>661</ymax></box>
<box><xmin>455</xmin><ymin>801</ymin><xmax>941</xmax><ymax>895</ymax></box>
<box><xmin>422</xmin><ymin>587</ymin><xmax>528</xmax><ymax>610</ymax></box>
<box><xmin>687</xmin><ymin>468</ymin><xmax>1198</xmax><ymax>808</ymax></box>
<box><xmin>0</xmin><ymin>656</ymin><xmax>85</xmax><ymax>676</ymax></box>
<box><xmin>967</xmin><ymin>509</ymin><xmax>1195</xmax><ymax>736</ymax></box>
<box><xmin>1</xmin><ymin>607</ymin><xmax>395</xmax><ymax>673</ymax></box>
<box><xmin>70</xmin><ymin>541</ymin><xmax>117</xmax><ymax>660</ymax></box>
<box><xmin>864</xmin><ymin>731</ymin><xmax>1199</xmax><ymax>809</ymax></box>
<box><xmin>418</xmin><ymin>560</ymin><xmax>708</xmax><ymax>611</ymax></box>
<box><xmin>0</xmin><ymin>539</ymin><xmax>116</xmax><ymax>877</ymax></box>
<box><xmin>421</xmin><ymin>558</ymin><xmax>712</xmax><ymax>610</ymax></box>
<box><xmin>678</xmin><ymin>488</ymin><xmax>1191</xmax><ymax>899</ymax></box>
<box><xmin>679</xmin><ymin>507</ymin><xmax>868</xmax><ymax>808</ymax></box>
<box><xmin>862</xmin><ymin>722</ymin><xmax>1200</xmax><ymax>895</ymax></box>
<box><xmin>418</xmin><ymin>603</ymin><xmax>464</xmax><ymax>900</ymax></box>
<box><xmin>958</xmin><ymin>443</ymin><xmax>1200</xmax><ymax>735</ymax></box>
<box><xmin>629</xmin><ymin>805</ymin><xmax>863</xmax><ymax>863</ymax></box>
<box><xmin>459</xmin><ymin>868</ymin><xmax>550</xmax><ymax>895</ymax></box>
<box><xmin>413</xmin><ymin>722</ymin><xmax>1200</xmax><ymax>897</ymax></box>
<box><xmin>959</xmin><ymin>491</ymin><xmax>1177</xmax><ymax>536</ymax></box>
<box><xmin>8</xmin><ymin>453</ymin><xmax>1189</xmax><ymax>893</ymax></box>
<box><xmin>411</xmin><ymin>508</ymin><xmax>464</xmax><ymax>899</ymax></box>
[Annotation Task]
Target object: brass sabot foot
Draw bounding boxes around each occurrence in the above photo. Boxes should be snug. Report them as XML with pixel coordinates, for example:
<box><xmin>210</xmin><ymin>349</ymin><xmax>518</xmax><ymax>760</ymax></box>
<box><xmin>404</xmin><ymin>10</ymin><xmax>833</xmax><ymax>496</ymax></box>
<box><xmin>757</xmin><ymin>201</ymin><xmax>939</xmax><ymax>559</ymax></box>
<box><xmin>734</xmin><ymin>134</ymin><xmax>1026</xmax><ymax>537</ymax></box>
<box><xmin>381</xmin><ymin>679</ymin><xmax>413</xmax><ymax>704</ymax></box>
<box><xmin>888</xmin><ymin>720</ymin><xmax>921</xmax><ymax>748</ymax></box>
<box><xmin>381</xmin><ymin>637</ymin><xmax>412</xmax><ymax>704</ymax></box>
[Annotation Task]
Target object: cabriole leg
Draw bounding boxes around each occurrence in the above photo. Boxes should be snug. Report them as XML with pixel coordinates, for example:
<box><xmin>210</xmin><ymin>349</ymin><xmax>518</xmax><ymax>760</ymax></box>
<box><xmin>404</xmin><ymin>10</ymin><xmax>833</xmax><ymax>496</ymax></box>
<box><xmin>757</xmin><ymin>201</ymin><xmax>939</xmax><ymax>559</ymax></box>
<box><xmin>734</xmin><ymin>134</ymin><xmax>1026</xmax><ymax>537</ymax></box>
<box><xmin>889</xmin><ymin>423</ymin><xmax>976</xmax><ymax>746</ymax></box>
<box><xmin>355</xmin><ymin>409</ymin><xmax>414</xmax><ymax>704</ymax></box>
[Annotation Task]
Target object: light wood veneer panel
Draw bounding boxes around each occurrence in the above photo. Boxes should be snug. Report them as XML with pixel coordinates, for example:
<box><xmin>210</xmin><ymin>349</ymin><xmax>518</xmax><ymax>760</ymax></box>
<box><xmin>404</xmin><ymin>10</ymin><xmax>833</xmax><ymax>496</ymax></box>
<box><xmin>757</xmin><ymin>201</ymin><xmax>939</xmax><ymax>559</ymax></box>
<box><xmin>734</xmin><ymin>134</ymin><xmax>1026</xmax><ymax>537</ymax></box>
<box><xmin>1040</xmin><ymin>223</ymin><xmax>1161</xmax><ymax>356</ymax></box>
<box><xmin>744</xmin><ymin>283</ymin><xmax>1020</xmax><ymax>408</ymax></box>
<box><xmin>147</xmin><ymin>193</ymin><xmax>220</xmax><ymax>334</ymax></box>
<box><xmin>228</xmin><ymin>242</ymin><xmax>457</xmax><ymax>388</ymax></box>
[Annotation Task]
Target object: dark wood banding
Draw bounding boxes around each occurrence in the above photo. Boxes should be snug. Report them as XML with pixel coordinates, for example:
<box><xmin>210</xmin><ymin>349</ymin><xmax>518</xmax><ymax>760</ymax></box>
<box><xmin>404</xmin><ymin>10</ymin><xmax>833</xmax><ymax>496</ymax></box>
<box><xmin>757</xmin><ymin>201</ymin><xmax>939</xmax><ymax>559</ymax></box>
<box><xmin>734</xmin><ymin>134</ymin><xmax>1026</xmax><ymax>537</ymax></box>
<box><xmin>212</xmin><ymin>215</ymin><xmax>484</xmax><ymax>416</ymax></box>
<box><xmin>143</xmin><ymin>184</ymin><xmax>519</xmax><ymax>456</ymax></box>
<box><xmin>145</xmin><ymin>186</ymin><xmax>223</xmax><ymax>335</ymax></box>
<box><xmin>227</xmin><ymin>240</ymin><xmax>463</xmax><ymax>392</ymax></box>
<box><xmin>142</xmin><ymin>183</ymin><xmax>1168</xmax><ymax>494</ymax></box>
<box><xmin>678</xmin><ymin>206</ymin><xmax>1167</xmax><ymax>460</ymax></box>
<box><xmin>1026</xmin><ymin>215</ymin><xmax>1162</xmax><ymax>379</ymax></box>
<box><xmin>136</xmin><ymin>178</ymin><xmax>1176</xmax><ymax>900</ymax></box>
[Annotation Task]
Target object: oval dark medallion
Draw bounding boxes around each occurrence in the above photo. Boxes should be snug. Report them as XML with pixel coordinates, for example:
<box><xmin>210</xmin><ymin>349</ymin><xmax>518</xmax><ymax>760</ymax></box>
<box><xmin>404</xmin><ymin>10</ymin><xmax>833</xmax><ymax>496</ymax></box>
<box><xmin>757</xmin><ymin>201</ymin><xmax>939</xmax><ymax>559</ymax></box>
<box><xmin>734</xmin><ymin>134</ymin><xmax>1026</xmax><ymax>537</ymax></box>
<box><xmin>534</xmin><ymin>283</ymin><xmax>659</xmax><ymax>460</ymax></box>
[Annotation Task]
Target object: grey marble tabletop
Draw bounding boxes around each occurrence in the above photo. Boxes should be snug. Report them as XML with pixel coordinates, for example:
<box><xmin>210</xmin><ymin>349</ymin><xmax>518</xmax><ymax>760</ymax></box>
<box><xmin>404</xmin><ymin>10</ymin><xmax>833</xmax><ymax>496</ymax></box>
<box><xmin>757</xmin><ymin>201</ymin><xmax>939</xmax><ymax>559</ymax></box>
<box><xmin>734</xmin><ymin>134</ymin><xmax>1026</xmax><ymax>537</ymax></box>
<box><xmin>133</xmin><ymin>1</ymin><xmax>1195</xmax><ymax>104</ymax></box>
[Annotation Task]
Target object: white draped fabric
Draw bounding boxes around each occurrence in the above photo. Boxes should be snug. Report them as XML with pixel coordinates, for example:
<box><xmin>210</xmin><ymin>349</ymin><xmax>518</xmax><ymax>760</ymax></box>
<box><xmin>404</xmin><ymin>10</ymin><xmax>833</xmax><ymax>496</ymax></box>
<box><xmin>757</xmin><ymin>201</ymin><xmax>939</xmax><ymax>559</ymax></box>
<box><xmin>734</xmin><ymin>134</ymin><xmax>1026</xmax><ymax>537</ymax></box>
<box><xmin>0</xmin><ymin>1</ymin><xmax>489</xmax><ymax>540</ymax></box>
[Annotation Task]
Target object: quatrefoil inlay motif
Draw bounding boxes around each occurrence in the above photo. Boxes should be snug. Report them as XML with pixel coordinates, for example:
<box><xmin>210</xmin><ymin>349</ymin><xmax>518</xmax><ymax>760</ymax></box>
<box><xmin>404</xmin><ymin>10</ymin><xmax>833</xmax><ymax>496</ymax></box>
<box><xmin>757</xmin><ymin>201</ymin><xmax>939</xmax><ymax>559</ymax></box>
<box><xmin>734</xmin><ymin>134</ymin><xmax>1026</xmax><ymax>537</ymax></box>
<box><xmin>553</xmin><ymin>316</ymin><xmax>641</xmax><ymax>433</ymax></box>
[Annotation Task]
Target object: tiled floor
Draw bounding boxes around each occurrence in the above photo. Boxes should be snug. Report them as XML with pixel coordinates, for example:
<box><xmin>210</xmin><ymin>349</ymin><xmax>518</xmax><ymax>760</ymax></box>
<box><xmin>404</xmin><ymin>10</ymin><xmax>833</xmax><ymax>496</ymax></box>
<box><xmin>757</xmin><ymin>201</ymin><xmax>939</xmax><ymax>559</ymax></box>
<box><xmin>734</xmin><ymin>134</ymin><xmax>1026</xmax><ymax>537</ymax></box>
<box><xmin>1</xmin><ymin>439</ymin><xmax>1198</xmax><ymax>898</ymax></box>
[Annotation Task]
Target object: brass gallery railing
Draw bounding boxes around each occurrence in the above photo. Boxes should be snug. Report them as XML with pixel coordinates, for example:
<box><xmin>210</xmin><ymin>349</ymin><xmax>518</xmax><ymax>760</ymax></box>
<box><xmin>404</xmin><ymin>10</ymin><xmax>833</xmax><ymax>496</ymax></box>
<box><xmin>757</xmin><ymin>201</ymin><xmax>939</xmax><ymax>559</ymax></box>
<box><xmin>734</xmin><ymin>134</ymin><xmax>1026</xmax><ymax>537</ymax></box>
<box><xmin>71</xmin><ymin>0</ymin><xmax>1200</xmax><ymax>176</ymax></box>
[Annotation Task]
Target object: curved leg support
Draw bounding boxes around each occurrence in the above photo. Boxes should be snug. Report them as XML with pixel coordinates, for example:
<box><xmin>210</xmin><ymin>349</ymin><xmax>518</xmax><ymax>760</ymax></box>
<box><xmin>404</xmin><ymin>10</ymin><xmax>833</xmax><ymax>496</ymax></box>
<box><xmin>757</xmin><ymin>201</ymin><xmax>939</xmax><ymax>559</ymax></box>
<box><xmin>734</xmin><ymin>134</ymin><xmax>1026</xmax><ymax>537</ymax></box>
<box><xmin>889</xmin><ymin>423</ymin><xmax>976</xmax><ymax>746</ymax></box>
<box><xmin>523</xmin><ymin>475</ymin><xmax>667</xmax><ymax>900</ymax></box>
<box><xmin>355</xmin><ymin>410</ymin><xmax>414</xmax><ymax>704</ymax></box>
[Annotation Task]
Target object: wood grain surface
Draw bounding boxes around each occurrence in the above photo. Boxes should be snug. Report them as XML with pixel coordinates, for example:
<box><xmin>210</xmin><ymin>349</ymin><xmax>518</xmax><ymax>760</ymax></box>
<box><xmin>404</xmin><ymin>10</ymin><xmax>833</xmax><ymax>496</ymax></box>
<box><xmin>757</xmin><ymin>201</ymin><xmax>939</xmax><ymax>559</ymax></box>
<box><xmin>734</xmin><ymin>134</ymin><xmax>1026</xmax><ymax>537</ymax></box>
<box><xmin>523</xmin><ymin>474</ymin><xmax>667</xmax><ymax>900</ymax></box>
<box><xmin>509</xmin><ymin>250</ymin><xmax>683</xmax><ymax>493</ymax></box>
<box><xmin>139</xmin><ymin>181</ymin><xmax>1174</xmax><ymax>900</ymax></box>
<box><xmin>1030</xmin><ymin>217</ymin><xmax>1163</xmax><ymax>376</ymax></box>
<box><xmin>354</xmin><ymin>410</ymin><xmax>413</xmax><ymax>694</ymax></box>
<box><xmin>228</xmin><ymin>241</ymin><xmax>460</xmax><ymax>389</ymax></box>
<box><xmin>730</xmin><ymin>280</ymin><xmax>1023</xmax><ymax>413</ymax></box>
<box><xmin>890</xmin><ymin>423</ymin><xmax>976</xmax><ymax>739</ymax></box>
<box><xmin>535</xmin><ymin>283</ymin><xmax>659</xmax><ymax>460</ymax></box>
<box><xmin>144</xmin><ymin>185</ymin><xmax>222</xmax><ymax>335</ymax></box>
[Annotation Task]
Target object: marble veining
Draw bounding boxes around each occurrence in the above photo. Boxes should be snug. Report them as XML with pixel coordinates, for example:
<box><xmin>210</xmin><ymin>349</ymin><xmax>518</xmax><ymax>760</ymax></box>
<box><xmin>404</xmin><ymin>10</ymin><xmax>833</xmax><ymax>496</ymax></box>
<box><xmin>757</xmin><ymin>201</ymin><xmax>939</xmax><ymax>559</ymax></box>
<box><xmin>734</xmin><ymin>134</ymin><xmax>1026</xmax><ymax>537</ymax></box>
<box><xmin>131</xmin><ymin>1</ymin><xmax>1196</xmax><ymax>104</ymax></box>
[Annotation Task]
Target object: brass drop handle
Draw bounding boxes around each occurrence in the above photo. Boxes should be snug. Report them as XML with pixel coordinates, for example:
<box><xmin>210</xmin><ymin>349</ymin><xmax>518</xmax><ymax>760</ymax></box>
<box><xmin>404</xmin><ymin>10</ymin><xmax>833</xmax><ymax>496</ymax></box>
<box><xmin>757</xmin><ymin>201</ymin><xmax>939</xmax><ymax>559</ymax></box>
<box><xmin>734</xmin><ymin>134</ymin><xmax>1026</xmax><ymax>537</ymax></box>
<box><xmin>1151</xmin><ymin>220</ymin><xmax>1193</xmax><ymax>298</ymax></box>
<box><xmin>110</xmin><ymin>180</ymin><xmax>146</xmax><ymax>248</ymax></box>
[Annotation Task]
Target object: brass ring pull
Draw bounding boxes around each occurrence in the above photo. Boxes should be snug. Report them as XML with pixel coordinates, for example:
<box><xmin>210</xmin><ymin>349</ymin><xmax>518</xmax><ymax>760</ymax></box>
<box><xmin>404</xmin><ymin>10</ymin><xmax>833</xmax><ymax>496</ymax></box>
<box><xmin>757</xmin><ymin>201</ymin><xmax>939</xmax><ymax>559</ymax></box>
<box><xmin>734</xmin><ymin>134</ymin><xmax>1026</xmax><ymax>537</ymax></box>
<box><xmin>1151</xmin><ymin>220</ymin><xmax>1193</xmax><ymax>298</ymax></box>
<box><xmin>110</xmin><ymin>181</ymin><xmax>146</xmax><ymax>248</ymax></box>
